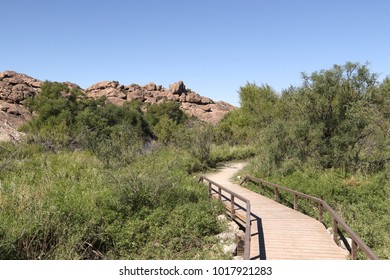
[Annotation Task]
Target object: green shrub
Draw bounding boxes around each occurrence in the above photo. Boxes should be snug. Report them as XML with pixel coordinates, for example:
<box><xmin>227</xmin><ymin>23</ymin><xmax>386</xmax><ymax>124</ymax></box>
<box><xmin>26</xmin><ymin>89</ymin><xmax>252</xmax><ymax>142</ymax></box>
<box><xmin>173</xmin><ymin>121</ymin><xmax>213</xmax><ymax>170</ymax></box>
<box><xmin>145</xmin><ymin>101</ymin><xmax>187</xmax><ymax>127</ymax></box>
<box><xmin>0</xmin><ymin>148</ymin><xmax>227</xmax><ymax>260</ymax></box>
<box><xmin>220</xmin><ymin>62</ymin><xmax>390</xmax><ymax>175</ymax></box>
<box><xmin>21</xmin><ymin>82</ymin><xmax>152</xmax><ymax>153</ymax></box>
<box><xmin>210</xmin><ymin>144</ymin><xmax>256</xmax><ymax>163</ymax></box>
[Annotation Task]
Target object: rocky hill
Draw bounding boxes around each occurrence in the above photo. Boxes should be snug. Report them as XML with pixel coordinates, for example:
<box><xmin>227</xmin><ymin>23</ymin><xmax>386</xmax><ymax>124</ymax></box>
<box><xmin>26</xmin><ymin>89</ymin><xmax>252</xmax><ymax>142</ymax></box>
<box><xmin>0</xmin><ymin>70</ymin><xmax>235</xmax><ymax>142</ymax></box>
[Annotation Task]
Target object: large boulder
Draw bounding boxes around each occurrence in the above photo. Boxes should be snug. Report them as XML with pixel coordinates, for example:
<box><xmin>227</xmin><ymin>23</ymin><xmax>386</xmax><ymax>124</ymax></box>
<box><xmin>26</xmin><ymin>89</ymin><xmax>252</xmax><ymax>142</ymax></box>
<box><xmin>216</xmin><ymin>215</ymin><xmax>245</xmax><ymax>258</ymax></box>
<box><xmin>0</xmin><ymin>71</ymin><xmax>41</xmax><ymax>142</ymax></box>
<box><xmin>126</xmin><ymin>83</ymin><xmax>142</xmax><ymax>92</ymax></box>
<box><xmin>0</xmin><ymin>100</ymin><xmax>31</xmax><ymax>142</ymax></box>
<box><xmin>144</xmin><ymin>82</ymin><xmax>157</xmax><ymax>91</ymax></box>
<box><xmin>181</xmin><ymin>101</ymin><xmax>236</xmax><ymax>124</ymax></box>
<box><xmin>186</xmin><ymin>92</ymin><xmax>202</xmax><ymax>104</ymax></box>
<box><xmin>0</xmin><ymin>71</ymin><xmax>41</xmax><ymax>104</ymax></box>
<box><xmin>0</xmin><ymin>117</ymin><xmax>25</xmax><ymax>142</ymax></box>
<box><xmin>85</xmin><ymin>81</ymin><xmax>127</xmax><ymax>100</ymax></box>
<box><xmin>127</xmin><ymin>91</ymin><xmax>145</xmax><ymax>101</ymax></box>
<box><xmin>85</xmin><ymin>81</ymin><xmax>119</xmax><ymax>91</ymax></box>
<box><xmin>169</xmin><ymin>80</ymin><xmax>186</xmax><ymax>95</ymax></box>
<box><xmin>106</xmin><ymin>96</ymin><xmax>126</xmax><ymax>106</ymax></box>
<box><xmin>165</xmin><ymin>91</ymin><xmax>180</xmax><ymax>101</ymax></box>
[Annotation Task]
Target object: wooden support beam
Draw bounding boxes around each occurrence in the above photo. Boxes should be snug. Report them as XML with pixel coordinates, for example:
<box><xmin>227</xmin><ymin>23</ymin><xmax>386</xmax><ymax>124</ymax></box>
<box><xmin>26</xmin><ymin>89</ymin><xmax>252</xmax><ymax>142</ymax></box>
<box><xmin>318</xmin><ymin>203</ymin><xmax>323</xmax><ymax>223</ymax></box>
<box><xmin>293</xmin><ymin>194</ymin><xmax>298</xmax><ymax>210</ymax></box>
<box><xmin>352</xmin><ymin>240</ymin><xmax>358</xmax><ymax>260</ymax></box>
<box><xmin>231</xmin><ymin>195</ymin><xmax>236</xmax><ymax>220</ymax></box>
<box><xmin>274</xmin><ymin>188</ymin><xmax>280</xmax><ymax>202</ymax></box>
<box><xmin>333</xmin><ymin>219</ymin><xmax>338</xmax><ymax>244</ymax></box>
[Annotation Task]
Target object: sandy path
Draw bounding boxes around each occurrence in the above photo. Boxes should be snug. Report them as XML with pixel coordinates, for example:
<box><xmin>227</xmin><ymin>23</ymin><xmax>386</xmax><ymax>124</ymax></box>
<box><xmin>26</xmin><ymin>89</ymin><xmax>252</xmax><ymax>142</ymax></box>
<box><xmin>203</xmin><ymin>162</ymin><xmax>247</xmax><ymax>186</ymax></box>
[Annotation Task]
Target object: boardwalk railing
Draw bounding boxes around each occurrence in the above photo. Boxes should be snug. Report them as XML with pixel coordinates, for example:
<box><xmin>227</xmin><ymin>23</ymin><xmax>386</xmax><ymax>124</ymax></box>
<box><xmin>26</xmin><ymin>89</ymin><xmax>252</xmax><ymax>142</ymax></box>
<box><xmin>241</xmin><ymin>175</ymin><xmax>379</xmax><ymax>260</ymax></box>
<box><xmin>199</xmin><ymin>176</ymin><xmax>252</xmax><ymax>260</ymax></box>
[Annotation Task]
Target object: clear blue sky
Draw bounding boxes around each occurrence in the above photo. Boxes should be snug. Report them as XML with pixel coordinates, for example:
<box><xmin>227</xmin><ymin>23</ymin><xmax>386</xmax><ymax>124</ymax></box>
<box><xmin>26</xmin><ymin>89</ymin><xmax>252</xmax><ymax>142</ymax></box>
<box><xmin>1</xmin><ymin>0</ymin><xmax>389</xmax><ymax>106</ymax></box>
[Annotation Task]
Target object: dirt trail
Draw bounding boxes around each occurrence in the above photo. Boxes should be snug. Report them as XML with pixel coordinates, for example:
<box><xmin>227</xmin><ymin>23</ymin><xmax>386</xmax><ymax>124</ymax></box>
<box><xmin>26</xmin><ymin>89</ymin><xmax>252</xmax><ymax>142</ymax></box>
<box><xmin>203</xmin><ymin>162</ymin><xmax>247</xmax><ymax>187</ymax></box>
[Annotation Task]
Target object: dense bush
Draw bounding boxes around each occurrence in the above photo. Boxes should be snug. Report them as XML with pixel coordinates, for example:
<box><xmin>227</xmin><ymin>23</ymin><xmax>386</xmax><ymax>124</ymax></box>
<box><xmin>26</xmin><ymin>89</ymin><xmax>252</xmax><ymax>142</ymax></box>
<box><xmin>144</xmin><ymin>101</ymin><xmax>188</xmax><ymax>145</ymax></box>
<box><xmin>218</xmin><ymin>62</ymin><xmax>390</xmax><ymax>175</ymax></box>
<box><xmin>172</xmin><ymin>120</ymin><xmax>214</xmax><ymax>170</ymax></box>
<box><xmin>76</xmin><ymin>102</ymin><xmax>149</xmax><ymax>168</ymax></box>
<box><xmin>0</xmin><ymin>148</ymin><xmax>227</xmax><ymax>260</ymax></box>
<box><xmin>145</xmin><ymin>101</ymin><xmax>187</xmax><ymax>127</ymax></box>
<box><xmin>209</xmin><ymin>144</ymin><xmax>256</xmax><ymax>163</ymax></box>
<box><xmin>0</xmin><ymin>81</ymin><xmax>239</xmax><ymax>260</ymax></box>
<box><xmin>20</xmin><ymin>82</ymin><xmax>81</xmax><ymax>148</ymax></box>
<box><xmin>20</xmin><ymin>81</ymin><xmax>152</xmax><ymax>167</ymax></box>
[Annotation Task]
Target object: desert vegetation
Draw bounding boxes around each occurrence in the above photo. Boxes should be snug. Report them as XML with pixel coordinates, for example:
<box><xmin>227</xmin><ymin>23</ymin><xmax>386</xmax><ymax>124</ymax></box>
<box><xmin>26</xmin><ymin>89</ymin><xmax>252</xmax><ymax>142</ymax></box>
<box><xmin>1</xmin><ymin>62</ymin><xmax>389</xmax><ymax>259</ymax></box>
<box><xmin>0</xmin><ymin>82</ymin><xmax>232</xmax><ymax>259</ymax></box>
<box><xmin>215</xmin><ymin>62</ymin><xmax>390</xmax><ymax>259</ymax></box>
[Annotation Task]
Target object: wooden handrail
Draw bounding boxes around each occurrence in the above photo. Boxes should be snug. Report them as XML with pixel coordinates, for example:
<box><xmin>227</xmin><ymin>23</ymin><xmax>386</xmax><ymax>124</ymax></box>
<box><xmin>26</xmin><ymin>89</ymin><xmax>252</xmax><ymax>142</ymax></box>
<box><xmin>241</xmin><ymin>175</ymin><xmax>379</xmax><ymax>260</ymax></box>
<box><xmin>199</xmin><ymin>176</ymin><xmax>252</xmax><ymax>260</ymax></box>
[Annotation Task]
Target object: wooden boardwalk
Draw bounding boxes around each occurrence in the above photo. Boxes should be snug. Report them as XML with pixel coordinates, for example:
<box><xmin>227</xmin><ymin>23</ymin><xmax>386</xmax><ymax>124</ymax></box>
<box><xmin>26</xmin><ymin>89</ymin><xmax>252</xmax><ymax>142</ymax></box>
<box><xmin>204</xmin><ymin>163</ymin><xmax>348</xmax><ymax>260</ymax></box>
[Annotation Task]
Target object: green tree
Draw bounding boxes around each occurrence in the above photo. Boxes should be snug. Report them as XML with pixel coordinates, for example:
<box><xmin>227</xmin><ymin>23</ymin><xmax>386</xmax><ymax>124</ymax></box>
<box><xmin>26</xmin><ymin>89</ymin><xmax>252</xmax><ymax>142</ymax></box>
<box><xmin>296</xmin><ymin>62</ymin><xmax>379</xmax><ymax>171</ymax></box>
<box><xmin>145</xmin><ymin>101</ymin><xmax>187</xmax><ymax>127</ymax></box>
<box><xmin>144</xmin><ymin>101</ymin><xmax>187</xmax><ymax>145</ymax></box>
<box><xmin>214</xmin><ymin>109</ymin><xmax>253</xmax><ymax>145</ymax></box>
<box><xmin>21</xmin><ymin>81</ymin><xmax>82</xmax><ymax>149</ymax></box>
<box><xmin>233</xmin><ymin>62</ymin><xmax>389</xmax><ymax>175</ymax></box>
<box><xmin>153</xmin><ymin>115</ymin><xmax>178</xmax><ymax>145</ymax></box>
<box><xmin>76</xmin><ymin>102</ymin><xmax>151</xmax><ymax>167</ymax></box>
<box><xmin>239</xmin><ymin>83</ymin><xmax>278</xmax><ymax>128</ymax></box>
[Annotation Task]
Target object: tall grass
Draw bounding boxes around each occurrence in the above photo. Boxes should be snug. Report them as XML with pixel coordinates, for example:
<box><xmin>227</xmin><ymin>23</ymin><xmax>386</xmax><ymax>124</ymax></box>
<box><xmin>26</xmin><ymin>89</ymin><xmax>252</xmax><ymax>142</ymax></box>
<box><xmin>209</xmin><ymin>144</ymin><xmax>256</xmax><ymax>164</ymax></box>
<box><xmin>0</xmin><ymin>147</ymin><xmax>228</xmax><ymax>259</ymax></box>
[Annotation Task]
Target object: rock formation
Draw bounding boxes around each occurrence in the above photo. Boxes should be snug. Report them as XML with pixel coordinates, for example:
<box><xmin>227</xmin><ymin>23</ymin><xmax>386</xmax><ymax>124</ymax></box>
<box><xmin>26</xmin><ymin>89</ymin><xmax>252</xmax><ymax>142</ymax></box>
<box><xmin>0</xmin><ymin>70</ymin><xmax>236</xmax><ymax>142</ymax></box>
<box><xmin>0</xmin><ymin>71</ymin><xmax>41</xmax><ymax>142</ymax></box>
<box><xmin>84</xmin><ymin>79</ymin><xmax>235</xmax><ymax>123</ymax></box>
<box><xmin>216</xmin><ymin>215</ymin><xmax>245</xmax><ymax>259</ymax></box>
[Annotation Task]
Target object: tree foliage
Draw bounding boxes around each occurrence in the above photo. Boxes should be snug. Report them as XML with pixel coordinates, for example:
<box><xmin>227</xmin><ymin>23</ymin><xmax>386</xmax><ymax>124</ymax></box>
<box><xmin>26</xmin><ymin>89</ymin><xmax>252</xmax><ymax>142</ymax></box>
<box><xmin>143</xmin><ymin>101</ymin><xmax>187</xmax><ymax>146</ymax></box>
<box><xmin>20</xmin><ymin>81</ymin><xmax>152</xmax><ymax>167</ymax></box>
<box><xmin>218</xmin><ymin>62</ymin><xmax>390</xmax><ymax>175</ymax></box>
<box><xmin>145</xmin><ymin>101</ymin><xmax>187</xmax><ymax>127</ymax></box>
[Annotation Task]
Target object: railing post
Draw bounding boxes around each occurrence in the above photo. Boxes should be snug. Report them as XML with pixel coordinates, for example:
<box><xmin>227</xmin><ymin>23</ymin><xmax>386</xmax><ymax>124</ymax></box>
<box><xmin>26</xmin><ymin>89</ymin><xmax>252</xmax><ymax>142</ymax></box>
<box><xmin>208</xmin><ymin>182</ymin><xmax>212</xmax><ymax>197</ymax></box>
<box><xmin>293</xmin><ymin>194</ymin><xmax>298</xmax><ymax>210</ymax></box>
<box><xmin>351</xmin><ymin>240</ymin><xmax>358</xmax><ymax>260</ymax></box>
<box><xmin>274</xmin><ymin>188</ymin><xmax>280</xmax><ymax>202</ymax></box>
<box><xmin>318</xmin><ymin>203</ymin><xmax>323</xmax><ymax>223</ymax></box>
<box><xmin>242</xmin><ymin>176</ymin><xmax>380</xmax><ymax>260</ymax></box>
<box><xmin>218</xmin><ymin>187</ymin><xmax>222</xmax><ymax>200</ymax></box>
<box><xmin>244</xmin><ymin>201</ymin><xmax>251</xmax><ymax>260</ymax></box>
<box><xmin>231</xmin><ymin>195</ymin><xmax>236</xmax><ymax>220</ymax></box>
<box><xmin>333</xmin><ymin>219</ymin><xmax>338</xmax><ymax>244</ymax></box>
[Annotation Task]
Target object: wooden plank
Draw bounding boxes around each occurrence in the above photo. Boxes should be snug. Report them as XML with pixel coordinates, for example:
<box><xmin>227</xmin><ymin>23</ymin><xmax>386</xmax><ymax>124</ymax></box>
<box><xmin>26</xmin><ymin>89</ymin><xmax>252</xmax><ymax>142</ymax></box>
<box><xmin>204</xmin><ymin>169</ymin><xmax>348</xmax><ymax>260</ymax></box>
